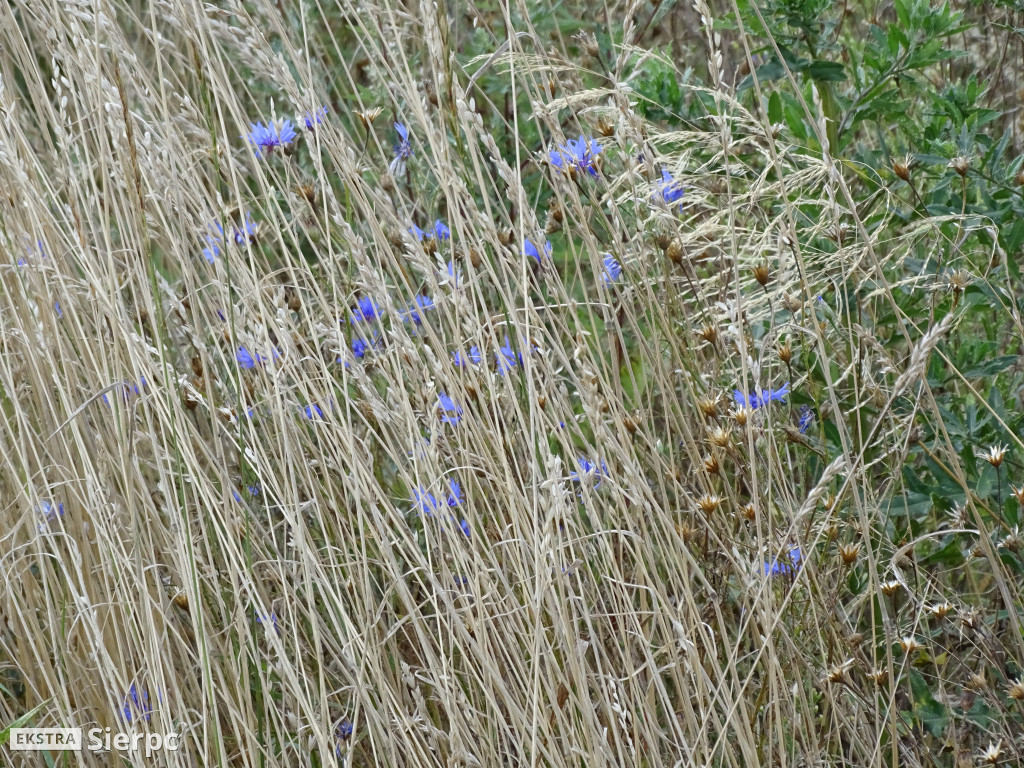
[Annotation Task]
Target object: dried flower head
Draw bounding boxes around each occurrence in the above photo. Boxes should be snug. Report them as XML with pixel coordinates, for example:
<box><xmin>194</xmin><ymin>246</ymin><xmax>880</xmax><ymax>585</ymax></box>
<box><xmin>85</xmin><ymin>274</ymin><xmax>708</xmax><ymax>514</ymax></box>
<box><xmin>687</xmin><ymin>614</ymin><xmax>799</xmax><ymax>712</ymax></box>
<box><xmin>696</xmin><ymin>494</ymin><xmax>723</xmax><ymax>515</ymax></box>
<box><xmin>731</xmin><ymin>407</ymin><xmax>750</xmax><ymax>427</ymax></box>
<box><xmin>702</xmin><ymin>454</ymin><xmax>720</xmax><ymax>474</ymax></box>
<box><xmin>1012</xmin><ymin>484</ymin><xmax>1024</xmax><ymax>505</ymax></box>
<box><xmin>739</xmin><ymin>503</ymin><xmax>756</xmax><ymax>522</ymax></box>
<box><xmin>751</xmin><ymin>263</ymin><xmax>771</xmax><ymax>286</ymax></box>
<box><xmin>980</xmin><ymin>741</ymin><xmax>1003</xmax><ymax>765</ymax></box>
<box><xmin>782</xmin><ymin>294</ymin><xmax>803</xmax><ymax>313</ymax></box>
<box><xmin>879</xmin><ymin>579</ymin><xmax>903</xmax><ymax>597</ymax></box>
<box><xmin>929</xmin><ymin>602</ymin><xmax>954</xmax><ymax>619</ymax></box>
<box><xmin>1007</xmin><ymin>678</ymin><xmax>1024</xmax><ymax>701</ymax></box>
<box><xmin>966</xmin><ymin>672</ymin><xmax>987</xmax><ymax>691</ymax></box>
<box><xmin>868</xmin><ymin>668</ymin><xmax>888</xmax><ymax>686</ymax></box>
<box><xmin>946</xmin><ymin>268</ymin><xmax>971</xmax><ymax>295</ymax></box>
<box><xmin>777</xmin><ymin>342</ymin><xmax>792</xmax><ymax>365</ymax></box>
<box><xmin>977</xmin><ymin>444</ymin><xmax>1008</xmax><ymax>468</ymax></box>
<box><xmin>665</xmin><ymin>238</ymin><xmax>685</xmax><ymax>265</ymax></box>
<box><xmin>892</xmin><ymin>156</ymin><xmax>911</xmax><ymax>181</ymax></box>
<box><xmin>949</xmin><ymin>155</ymin><xmax>969</xmax><ymax>177</ymax></box>
<box><xmin>837</xmin><ymin>543</ymin><xmax>860</xmax><ymax>566</ymax></box>
<box><xmin>708</xmin><ymin>426</ymin><xmax>731</xmax><ymax>448</ymax></box>
<box><xmin>825</xmin><ymin>658</ymin><xmax>855</xmax><ymax>685</ymax></box>
<box><xmin>1000</xmin><ymin>526</ymin><xmax>1022</xmax><ymax>552</ymax></box>
<box><xmin>697</xmin><ymin>396</ymin><xmax>719</xmax><ymax>419</ymax></box>
<box><xmin>697</xmin><ymin>323</ymin><xmax>719</xmax><ymax>345</ymax></box>
<box><xmin>356</xmin><ymin>106</ymin><xmax>383</xmax><ymax>130</ymax></box>
<box><xmin>899</xmin><ymin>636</ymin><xmax>920</xmax><ymax>655</ymax></box>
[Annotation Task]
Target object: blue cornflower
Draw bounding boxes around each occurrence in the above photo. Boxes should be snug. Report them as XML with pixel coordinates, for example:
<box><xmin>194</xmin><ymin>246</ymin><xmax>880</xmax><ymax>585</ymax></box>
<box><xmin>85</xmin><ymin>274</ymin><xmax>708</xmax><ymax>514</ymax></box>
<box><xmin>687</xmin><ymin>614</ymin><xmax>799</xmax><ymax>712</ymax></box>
<box><xmin>54</xmin><ymin>300</ymin><xmax>63</xmax><ymax>318</ymax></box>
<box><xmin>231</xmin><ymin>213</ymin><xmax>259</xmax><ymax>245</ymax></box>
<box><xmin>391</xmin><ymin>122</ymin><xmax>413</xmax><ymax>173</ymax></box>
<box><xmin>236</xmin><ymin>346</ymin><xmax>267</xmax><ymax>369</ymax></box>
<box><xmin>203</xmin><ymin>241</ymin><xmax>221</xmax><ymax>263</ymax></box>
<box><xmin>303</xmin><ymin>403</ymin><xmax>325</xmax><ymax>420</ymax></box>
<box><xmin>412</xmin><ymin>479</ymin><xmax>463</xmax><ymax>517</ymax></box>
<box><xmin>121</xmin><ymin>684</ymin><xmax>152</xmax><ymax>724</ymax></box>
<box><xmin>336</xmin><ymin>719</ymin><xmax>354</xmax><ymax>746</ymax></box>
<box><xmin>351</xmin><ymin>336</ymin><xmax>373</xmax><ymax>359</ymax></box>
<box><xmin>452</xmin><ymin>345</ymin><xmax>482</xmax><ymax>367</ymax></box>
<box><xmin>410</xmin><ymin>219</ymin><xmax>450</xmax><ymax>242</ymax></box>
<box><xmin>455</xmin><ymin>517</ymin><xmax>471</xmax><ymax>538</ymax></box>
<box><xmin>601</xmin><ymin>253</ymin><xmax>622</xmax><ymax>284</ymax></box>
<box><xmin>570</xmin><ymin>456</ymin><xmax>609</xmax><ymax>488</ymax></box>
<box><xmin>446</xmin><ymin>480</ymin><xmax>464</xmax><ymax>506</ymax></box>
<box><xmin>302</xmin><ymin>105</ymin><xmax>329</xmax><ymax>130</ymax></box>
<box><xmin>202</xmin><ymin>221</ymin><xmax>225</xmax><ymax>263</ymax></box>
<box><xmin>37</xmin><ymin>501</ymin><xmax>66</xmax><ymax>531</ymax></box>
<box><xmin>38</xmin><ymin>500</ymin><xmax>65</xmax><ymax>521</ymax></box>
<box><xmin>549</xmin><ymin>134</ymin><xmax>602</xmax><ymax>177</ymax></box>
<box><xmin>412</xmin><ymin>487</ymin><xmax>441</xmax><ymax>516</ymax></box>
<box><xmin>402</xmin><ymin>295</ymin><xmax>434</xmax><ymax>325</ymax></box>
<box><xmin>245</xmin><ymin>119</ymin><xmax>298</xmax><ymax>156</ymax></box>
<box><xmin>350</xmin><ymin>296</ymin><xmax>381</xmax><ymax>323</ymax></box>
<box><xmin>394</xmin><ymin>122</ymin><xmax>412</xmax><ymax>158</ymax></box>
<box><xmin>438</xmin><ymin>393</ymin><xmax>463</xmax><ymax>425</ymax></box>
<box><xmin>798</xmin><ymin>405</ymin><xmax>814</xmax><ymax>434</ymax></box>
<box><xmin>656</xmin><ymin>167</ymin><xmax>685</xmax><ymax>205</ymax></box>
<box><xmin>444</xmin><ymin>260</ymin><xmax>462</xmax><ymax>288</ymax></box>
<box><xmin>733</xmin><ymin>382</ymin><xmax>790</xmax><ymax>410</ymax></box>
<box><xmin>101</xmin><ymin>376</ymin><xmax>147</xmax><ymax>406</ymax></box>
<box><xmin>255</xmin><ymin>609</ymin><xmax>280</xmax><ymax>634</ymax></box>
<box><xmin>523</xmin><ymin>238</ymin><xmax>553</xmax><ymax>265</ymax></box>
<box><xmin>764</xmin><ymin>547</ymin><xmax>802</xmax><ymax>577</ymax></box>
<box><xmin>495</xmin><ymin>336</ymin><xmax>522</xmax><ymax>375</ymax></box>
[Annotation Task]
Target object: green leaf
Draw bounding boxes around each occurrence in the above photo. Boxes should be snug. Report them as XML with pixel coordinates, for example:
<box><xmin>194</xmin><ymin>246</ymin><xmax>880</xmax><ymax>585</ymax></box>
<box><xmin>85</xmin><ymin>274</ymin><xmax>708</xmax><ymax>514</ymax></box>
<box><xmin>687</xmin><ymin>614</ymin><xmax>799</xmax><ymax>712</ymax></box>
<box><xmin>0</xmin><ymin>699</ymin><xmax>53</xmax><ymax>746</ymax></box>
<box><xmin>917</xmin><ymin>537</ymin><xmax>964</xmax><ymax>567</ymax></box>
<box><xmin>961</xmin><ymin>355</ymin><xmax>1017</xmax><ymax>379</ymax></box>
<box><xmin>806</xmin><ymin>60</ymin><xmax>847</xmax><ymax>82</ymax></box>
<box><xmin>908</xmin><ymin>668</ymin><xmax>948</xmax><ymax>738</ymax></box>
<box><xmin>768</xmin><ymin>91</ymin><xmax>783</xmax><ymax>125</ymax></box>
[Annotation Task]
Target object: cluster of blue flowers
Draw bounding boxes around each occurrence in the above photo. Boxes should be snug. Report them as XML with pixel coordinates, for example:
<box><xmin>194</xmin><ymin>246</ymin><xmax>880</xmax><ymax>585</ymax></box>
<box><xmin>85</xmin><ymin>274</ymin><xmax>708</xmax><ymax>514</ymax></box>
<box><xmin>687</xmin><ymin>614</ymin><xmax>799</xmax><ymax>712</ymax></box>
<box><xmin>570</xmin><ymin>457</ymin><xmax>609</xmax><ymax>488</ymax></box>
<box><xmin>549</xmin><ymin>135</ymin><xmax>603</xmax><ymax>177</ymax></box>
<box><xmin>412</xmin><ymin>479</ymin><xmax>469</xmax><ymax>537</ymax></box>
<box><xmin>236</xmin><ymin>346</ymin><xmax>274</xmax><ymax>369</ymax></box>
<box><xmin>245</xmin><ymin>119</ymin><xmax>298</xmax><ymax>156</ymax></box>
<box><xmin>121</xmin><ymin>684</ymin><xmax>153</xmax><ymax>724</ymax></box>
<box><xmin>733</xmin><ymin>382</ymin><xmax>790</xmax><ymax>410</ymax></box>
<box><xmin>202</xmin><ymin>214</ymin><xmax>259</xmax><ymax>264</ymax></box>
<box><xmin>255</xmin><ymin>609</ymin><xmax>280</xmax><ymax>634</ymax></box>
<box><xmin>764</xmin><ymin>547</ymin><xmax>802</xmax><ymax>577</ymax></box>
<box><xmin>438</xmin><ymin>393</ymin><xmax>462</xmax><ymax>425</ymax></box>
<box><xmin>410</xmin><ymin>219</ymin><xmax>450</xmax><ymax>242</ymax></box>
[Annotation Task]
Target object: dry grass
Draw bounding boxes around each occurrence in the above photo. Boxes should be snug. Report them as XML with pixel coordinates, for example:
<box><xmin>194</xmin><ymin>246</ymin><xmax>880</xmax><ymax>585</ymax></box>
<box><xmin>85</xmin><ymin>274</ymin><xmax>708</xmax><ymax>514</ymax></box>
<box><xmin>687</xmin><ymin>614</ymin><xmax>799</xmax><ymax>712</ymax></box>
<box><xmin>0</xmin><ymin>0</ymin><xmax>1022</xmax><ymax>766</ymax></box>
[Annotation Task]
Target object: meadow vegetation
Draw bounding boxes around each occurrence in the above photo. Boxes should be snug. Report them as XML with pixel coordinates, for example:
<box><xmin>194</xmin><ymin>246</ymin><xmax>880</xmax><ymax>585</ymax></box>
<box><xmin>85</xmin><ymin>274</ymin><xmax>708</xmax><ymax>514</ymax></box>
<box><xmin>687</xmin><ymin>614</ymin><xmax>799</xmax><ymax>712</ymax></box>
<box><xmin>1</xmin><ymin>0</ymin><xmax>1024</xmax><ymax>764</ymax></box>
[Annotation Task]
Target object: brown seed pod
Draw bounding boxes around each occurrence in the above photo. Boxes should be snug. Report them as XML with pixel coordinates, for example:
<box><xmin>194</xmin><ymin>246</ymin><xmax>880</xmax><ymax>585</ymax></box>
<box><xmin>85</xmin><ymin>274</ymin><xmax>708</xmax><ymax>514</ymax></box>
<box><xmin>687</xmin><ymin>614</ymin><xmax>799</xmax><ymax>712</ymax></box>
<box><xmin>892</xmin><ymin>157</ymin><xmax>910</xmax><ymax>182</ymax></box>
<box><xmin>752</xmin><ymin>263</ymin><xmax>771</xmax><ymax>286</ymax></box>
<box><xmin>665</xmin><ymin>238</ymin><xmax>684</xmax><ymax>265</ymax></box>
